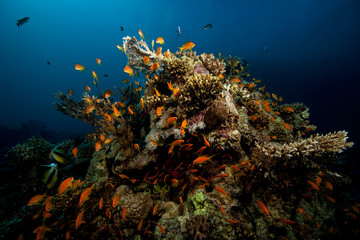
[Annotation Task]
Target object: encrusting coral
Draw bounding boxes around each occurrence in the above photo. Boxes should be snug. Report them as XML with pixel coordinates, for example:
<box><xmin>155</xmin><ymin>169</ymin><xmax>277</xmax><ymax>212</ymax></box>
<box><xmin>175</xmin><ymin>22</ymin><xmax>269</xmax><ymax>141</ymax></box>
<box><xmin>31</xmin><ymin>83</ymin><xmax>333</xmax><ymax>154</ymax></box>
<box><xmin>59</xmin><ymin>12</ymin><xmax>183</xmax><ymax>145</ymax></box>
<box><xmin>6</xmin><ymin>33</ymin><xmax>358</xmax><ymax>240</ymax></box>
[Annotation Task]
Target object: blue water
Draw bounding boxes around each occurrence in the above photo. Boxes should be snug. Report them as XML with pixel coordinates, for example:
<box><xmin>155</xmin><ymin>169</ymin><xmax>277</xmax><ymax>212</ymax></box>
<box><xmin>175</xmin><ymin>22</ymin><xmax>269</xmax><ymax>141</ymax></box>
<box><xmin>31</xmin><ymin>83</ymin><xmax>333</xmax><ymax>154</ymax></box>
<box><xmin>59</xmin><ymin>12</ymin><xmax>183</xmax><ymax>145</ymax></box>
<box><xmin>1</xmin><ymin>0</ymin><xmax>359</xmax><ymax>161</ymax></box>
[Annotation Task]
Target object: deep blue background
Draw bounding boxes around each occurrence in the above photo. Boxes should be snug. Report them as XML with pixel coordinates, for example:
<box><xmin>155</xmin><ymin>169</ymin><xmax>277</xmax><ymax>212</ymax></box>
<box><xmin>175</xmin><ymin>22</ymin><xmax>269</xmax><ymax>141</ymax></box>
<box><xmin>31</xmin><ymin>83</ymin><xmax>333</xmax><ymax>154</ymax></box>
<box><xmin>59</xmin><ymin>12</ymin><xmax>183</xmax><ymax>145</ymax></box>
<box><xmin>1</xmin><ymin>0</ymin><xmax>359</xmax><ymax>168</ymax></box>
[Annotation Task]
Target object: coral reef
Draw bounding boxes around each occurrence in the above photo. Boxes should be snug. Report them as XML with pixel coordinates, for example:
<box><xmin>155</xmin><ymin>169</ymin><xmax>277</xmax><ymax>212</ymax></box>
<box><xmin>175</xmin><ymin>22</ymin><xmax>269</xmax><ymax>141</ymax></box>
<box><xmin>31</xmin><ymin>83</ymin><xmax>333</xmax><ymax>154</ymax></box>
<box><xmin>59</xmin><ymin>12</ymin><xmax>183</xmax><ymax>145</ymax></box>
<box><xmin>4</xmin><ymin>34</ymin><xmax>357</xmax><ymax>240</ymax></box>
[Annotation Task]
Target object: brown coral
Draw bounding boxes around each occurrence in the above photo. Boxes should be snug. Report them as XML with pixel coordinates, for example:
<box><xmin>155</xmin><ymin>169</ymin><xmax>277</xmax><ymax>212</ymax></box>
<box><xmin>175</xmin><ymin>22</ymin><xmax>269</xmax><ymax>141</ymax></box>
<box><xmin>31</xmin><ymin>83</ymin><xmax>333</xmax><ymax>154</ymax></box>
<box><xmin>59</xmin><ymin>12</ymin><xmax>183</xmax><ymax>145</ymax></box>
<box><xmin>204</xmin><ymin>100</ymin><xmax>229</xmax><ymax>129</ymax></box>
<box><xmin>200</xmin><ymin>53</ymin><xmax>226</xmax><ymax>76</ymax></box>
<box><xmin>186</xmin><ymin>215</ymin><xmax>211</xmax><ymax>240</ymax></box>
<box><xmin>178</xmin><ymin>74</ymin><xmax>224</xmax><ymax>114</ymax></box>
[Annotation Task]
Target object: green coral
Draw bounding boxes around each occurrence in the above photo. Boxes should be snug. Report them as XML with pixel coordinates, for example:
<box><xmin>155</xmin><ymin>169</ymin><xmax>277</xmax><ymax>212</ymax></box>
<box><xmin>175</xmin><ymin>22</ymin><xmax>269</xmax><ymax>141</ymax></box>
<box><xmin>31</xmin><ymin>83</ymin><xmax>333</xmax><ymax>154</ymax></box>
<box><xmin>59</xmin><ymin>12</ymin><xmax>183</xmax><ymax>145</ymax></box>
<box><xmin>188</xmin><ymin>190</ymin><xmax>215</xmax><ymax>215</ymax></box>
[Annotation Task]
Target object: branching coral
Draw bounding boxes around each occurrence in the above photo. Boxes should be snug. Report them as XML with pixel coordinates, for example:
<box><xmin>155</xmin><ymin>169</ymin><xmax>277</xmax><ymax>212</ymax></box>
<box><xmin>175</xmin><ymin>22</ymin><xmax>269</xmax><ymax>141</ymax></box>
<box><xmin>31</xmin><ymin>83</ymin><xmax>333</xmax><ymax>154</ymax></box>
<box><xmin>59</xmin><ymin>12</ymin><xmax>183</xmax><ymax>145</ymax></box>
<box><xmin>256</xmin><ymin>130</ymin><xmax>353</xmax><ymax>160</ymax></box>
<box><xmin>178</xmin><ymin>74</ymin><xmax>224</xmax><ymax>114</ymax></box>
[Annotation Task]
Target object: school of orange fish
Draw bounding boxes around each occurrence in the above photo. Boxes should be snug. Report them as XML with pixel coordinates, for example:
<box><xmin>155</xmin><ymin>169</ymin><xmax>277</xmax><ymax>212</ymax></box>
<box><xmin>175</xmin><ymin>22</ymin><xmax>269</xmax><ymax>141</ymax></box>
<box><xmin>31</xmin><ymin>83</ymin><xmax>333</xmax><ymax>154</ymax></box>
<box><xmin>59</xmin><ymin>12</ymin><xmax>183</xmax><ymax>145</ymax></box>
<box><xmin>22</xmin><ymin>30</ymin><xmax>359</xmax><ymax>240</ymax></box>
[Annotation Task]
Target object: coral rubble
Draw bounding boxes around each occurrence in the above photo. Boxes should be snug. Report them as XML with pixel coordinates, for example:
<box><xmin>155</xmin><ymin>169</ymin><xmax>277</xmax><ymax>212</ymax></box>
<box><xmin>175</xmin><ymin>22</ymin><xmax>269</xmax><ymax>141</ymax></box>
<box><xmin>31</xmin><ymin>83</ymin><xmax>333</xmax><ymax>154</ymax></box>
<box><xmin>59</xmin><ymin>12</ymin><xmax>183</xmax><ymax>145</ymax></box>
<box><xmin>5</xmin><ymin>34</ymin><xmax>357</xmax><ymax>240</ymax></box>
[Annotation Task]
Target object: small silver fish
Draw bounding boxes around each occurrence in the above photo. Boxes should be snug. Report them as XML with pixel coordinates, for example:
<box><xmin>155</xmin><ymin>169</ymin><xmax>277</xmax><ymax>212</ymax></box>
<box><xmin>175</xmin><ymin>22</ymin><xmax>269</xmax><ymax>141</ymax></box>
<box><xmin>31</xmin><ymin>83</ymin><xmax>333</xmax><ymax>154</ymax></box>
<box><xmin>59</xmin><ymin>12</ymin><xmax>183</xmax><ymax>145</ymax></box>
<box><xmin>176</xmin><ymin>26</ymin><xmax>181</xmax><ymax>39</ymax></box>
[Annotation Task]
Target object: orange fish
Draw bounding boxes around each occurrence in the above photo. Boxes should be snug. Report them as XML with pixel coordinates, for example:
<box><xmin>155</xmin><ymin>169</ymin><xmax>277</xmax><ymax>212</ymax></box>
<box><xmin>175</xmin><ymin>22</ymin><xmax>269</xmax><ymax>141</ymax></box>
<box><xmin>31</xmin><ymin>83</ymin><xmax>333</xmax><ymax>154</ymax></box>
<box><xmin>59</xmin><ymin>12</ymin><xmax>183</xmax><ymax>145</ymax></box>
<box><xmin>95</xmin><ymin>141</ymin><xmax>101</xmax><ymax>152</ymax></box>
<box><xmin>156</xmin><ymin>37</ymin><xmax>164</xmax><ymax>45</ymax></box>
<box><xmin>67</xmin><ymin>88</ymin><xmax>74</xmax><ymax>96</ymax></box>
<box><xmin>104</xmin><ymin>113</ymin><xmax>112</xmax><ymax>121</ymax></box>
<box><xmin>33</xmin><ymin>224</ymin><xmax>51</xmax><ymax>240</ymax></box>
<box><xmin>215</xmin><ymin>186</ymin><xmax>230</xmax><ymax>199</ymax></box>
<box><xmin>75</xmin><ymin>210</ymin><xmax>85</xmax><ymax>229</ymax></box>
<box><xmin>72</xmin><ymin>147</ymin><xmax>78</xmax><ymax>159</ymax></box>
<box><xmin>150</xmin><ymin>62</ymin><xmax>160</xmax><ymax>71</ymax></box>
<box><xmin>156</xmin><ymin>47</ymin><xmax>162</xmax><ymax>56</ymax></box>
<box><xmin>173</xmin><ymin>87</ymin><xmax>179</xmax><ymax>100</ymax></box>
<box><xmin>271</xmin><ymin>93</ymin><xmax>278</xmax><ymax>101</ymax></box>
<box><xmin>181</xmin><ymin>119</ymin><xmax>187</xmax><ymax>129</ymax></box>
<box><xmin>179</xmin><ymin>41</ymin><xmax>195</xmax><ymax>52</ymax></box>
<box><xmin>248</xmin><ymin>83</ymin><xmax>255</xmax><ymax>88</ymax></box>
<box><xmin>140</xmin><ymin>98</ymin><xmax>145</xmax><ymax>110</ymax></box>
<box><xmin>138</xmin><ymin>29</ymin><xmax>145</xmax><ymax>39</ymax></box>
<box><xmin>226</xmin><ymin>219</ymin><xmax>239</xmax><ymax>224</ymax></box>
<box><xmin>134</xmin><ymin>143</ymin><xmax>140</xmax><ymax>152</ymax></box>
<box><xmin>171</xmin><ymin>139</ymin><xmax>184</xmax><ymax>146</ymax></box>
<box><xmin>28</xmin><ymin>194</ymin><xmax>46</xmax><ymax>206</ymax></box>
<box><xmin>85</xmin><ymin>85</ymin><xmax>91</xmax><ymax>92</ymax></box>
<box><xmin>79</xmin><ymin>184</ymin><xmax>94</xmax><ymax>206</ymax></box>
<box><xmin>100</xmin><ymin>134</ymin><xmax>105</xmax><ymax>141</ymax></box>
<box><xmin>230</xmin><ymin>165</ymin><xmax>241</xmax><ymax>171</ymax></box>
<box><xmin>58</xmin><ymin>177</ymin><xmax>73</xmax><ymax>195</ymax></box>
<box><xmin>45</xmin><ymin>199</ymin><xmax>53</xmax><ymax>212</ymax></box>
<box><xmin>154</xmin><ymin>88</ymin><xmax>160</xmax><ymax>96</ymax></box>
<box><xmin>75</xmin><ymin>64</ymin><xmax>85</xmax><ymax>71</ymax></box>
<box><xmin>307</xmin><ymin>180</ymin><xmax>320</xmax><ymax>191</ymax></box>
<box><xmin>113</xmin><ymin>194</ymin><xmax>120</xmax><ymax>208</ymax></box>
<box><xmin>282</xmin><ymin>122</ymin><xmax>291</xmax><ymax>130</ymax></box>
<box><xmin>263</xmin><ymin>104</ymin><xmax>271</xmax><ymax>113</ymax></box>
<box><xmin>280</xmin><ymin>218</ymin><xmax>296</xmax><ymax>225</ymax></box>
<box><xmin>255</xmin><ymin>199</ymin><xmax>269</xmax><ymax>215</ymax></box>
<box><xmin>298</xmin><ymin>207</ymin><xmax>304</xmax><ymax>214</ymax></box>
<box><xmin>96</xmin><ymin>58</ymin><xmax>101</xmax><ymax>65</ymax></box>
<box><xmin>105</xmin><ymin>90</ymin><xmax>112</xmax><ymax>98</ymax></box>
<box><xmin>122</xmin><ymin>205</ymin><xmax>127</xmax><ymax>219</ymax></box>
<box><xmin>137</xmin><ymin>218</ymin><xmax>144</xmax><ymax>231</ymax></box>
<box><xmin>99</xmin><ymin>197</ymin><xmax>103</xmax><ymax>210</ymax></box>
<box><xmin>283</xmin><ymin>107</ymin><xmax>295</xmax><ymax>112</ymax></box>
<box><xmin>166</xmin><ymin>117</ymin><xmax>177</xmax><ymax>127</ymax></box>
<box><xmin>164</xmin><ymin>51</ymin><xmax>170</xmax><ymax>58</ymax></box>
<box><xmin>193</xmin><ymin>155</ymin><xmax>213</xmax><ymax>165</ymax></box>
<box><xmin>85</xmin><ymin>105</ymin><xmax>95</xmax><ymax>114</ymax></box>
<box><xmin>117</xmin><ymin>101</ymin><xmax>125</xmax><ymax>108</ymax></box>
<box><xmin>153</xmin><ymin>203</ymin><xmax>159</xmax><ymax>215</ymax></box>
<box><xmin>202</xmin><ymin>135</ymin><xmax>210</xmax><ymax>147</ymax></box>
<box><xmin>157</xmin><ymin>106</ymin><xmax>164</xmax><ymax>116</ymax></box>
<box><xmin>325</xmin><ymin>181</ymin><xmax>333</xmax><ymax>191</ymax></box>
<box><xmin>124</xmin><ymin>65</ymin><xmax>134</xmax><ymax>77</ymax></box>
<box><xmin>232</xmin><ymin>78</ymin><xmax>241</xmax><ymax>83</ymax></box>
<box><xmin>113</xmin><ymin>105</ymin><xmax>120</xmax><ymax>117</ymax></box>
<box><xmin>219</xmin><ymin>200</ymin><xmax>225</xmax><ymax>215</ymax></box>
<box><xmin>143</xmin><ymin>56</ymin><xmax>150</xmax><ymax>65</ymax></box>
<box><xmin>149</xmin><ymin>137</ymin><xmax>157</xmax><ymax>147</ymax></box>
<box><xmin>168</xmin><ymin>144</ymin><xmax>175</xmax><ymax>155</ymax></box>
<box><xmin>326</xmin><ymin>196</ymin><xmax>336</xmax><ymax>203</ymax></box>
<box><xmin>128</xmin><ymin>106</ymin><xmax>134</xmax><ymax>115</ymax></box>
<box><xmin>91</xmin><ymin>70</ymin><xmax>98</xmax><ymax>82</ymax></box>
<box><xmin>167</xmin><ymin>82</ymin><xmax>173</xmax><ymax>90</ymax></box>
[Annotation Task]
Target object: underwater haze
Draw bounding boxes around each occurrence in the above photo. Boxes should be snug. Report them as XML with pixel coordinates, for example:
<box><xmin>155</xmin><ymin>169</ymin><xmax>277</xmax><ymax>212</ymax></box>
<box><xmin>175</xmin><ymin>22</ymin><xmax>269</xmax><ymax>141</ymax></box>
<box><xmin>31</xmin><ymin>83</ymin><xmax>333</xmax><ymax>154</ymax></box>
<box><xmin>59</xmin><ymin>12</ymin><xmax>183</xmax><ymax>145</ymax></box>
<box><xmin>1</xmin><ymin>0</ymin><xmax>360</xmax><ymax>239</ymax></box>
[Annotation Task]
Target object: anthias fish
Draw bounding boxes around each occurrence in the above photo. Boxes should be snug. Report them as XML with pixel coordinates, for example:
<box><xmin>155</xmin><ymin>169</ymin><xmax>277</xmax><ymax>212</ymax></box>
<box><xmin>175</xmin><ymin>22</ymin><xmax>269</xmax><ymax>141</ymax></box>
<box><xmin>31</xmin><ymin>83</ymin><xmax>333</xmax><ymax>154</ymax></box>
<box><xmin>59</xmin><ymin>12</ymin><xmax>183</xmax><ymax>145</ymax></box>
<box><xmin>17</xmin><ymin>17</ymin><xmax>30</xmax><ymax>27</ymax></box>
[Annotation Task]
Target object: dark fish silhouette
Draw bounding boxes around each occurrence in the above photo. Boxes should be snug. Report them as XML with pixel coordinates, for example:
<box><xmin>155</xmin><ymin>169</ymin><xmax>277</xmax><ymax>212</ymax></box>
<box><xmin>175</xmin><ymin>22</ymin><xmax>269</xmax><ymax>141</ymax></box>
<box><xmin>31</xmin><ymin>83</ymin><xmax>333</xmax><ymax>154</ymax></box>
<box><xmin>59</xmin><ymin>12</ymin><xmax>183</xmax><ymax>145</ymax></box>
<box><xmin>103</xmin><ymin>74</ymin><xmax>108</xmax><ymax>77</ymax></box>
<box><xmin>204</xmin><ymin>24</ymin><xmax>212</xmax><ymax>30</ymax></box>
<box><xmin>47</xmin><ymin>61</ymin><xmax>50</xmax><ymax>65</ymax></box>
<box><xmin>120</xmin><ymin>26</ymin><xmax>124</xmax><ymax>31</ymax></box>
<box><xmin>261</xmin><ymin>47</ymin><xmax>268</xmax><ymax>56</ymax></box>
<box><xmin>17</xmin><ymin>17</ymin><xmax>30</xmax><ymax>27</ymax></box>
